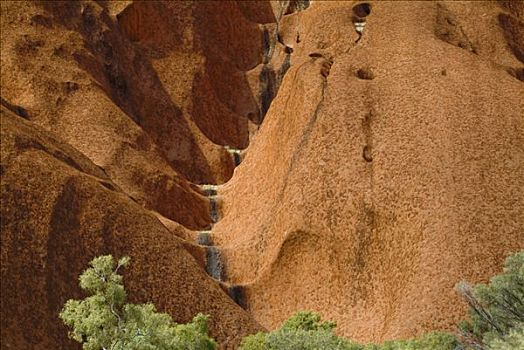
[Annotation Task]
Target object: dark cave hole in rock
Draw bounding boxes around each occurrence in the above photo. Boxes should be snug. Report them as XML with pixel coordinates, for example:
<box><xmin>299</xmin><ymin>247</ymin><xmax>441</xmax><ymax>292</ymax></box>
<box><xmin>285</xmin><ymin>0</ymin><xmax>311</xmax><ymax>15</ymax></box>
<box><xmin>356</xmin><ymin>68</ymin><xmax>374</xmax><ymax>80</ymax></box>
<box><xmin>233</xmin><ymin>152</ymin><xmax>241</xmax><ymax>167</ymax></box>
<box><xmin>246</xmin><ymin>111</ymin><xmax>261</xmax><ymax>124</ymax></box>
<box><xmin>353</xmin><ymin>3</ymin><xmax>371</xmax><ymax>18</ymax></box>
<box><xmin>363</xmin><ymin>145</ymin><xmax>373</xmax><ymax>162</ymax></box>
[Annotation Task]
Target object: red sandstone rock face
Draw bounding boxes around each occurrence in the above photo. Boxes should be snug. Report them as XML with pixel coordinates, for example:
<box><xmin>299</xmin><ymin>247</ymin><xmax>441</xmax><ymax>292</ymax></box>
<box><xmin>1</xmin><ymin>0</ymin><xmax>523</xmax><ymax>348</ymax></box>
<box><xmin>0</xmin><ymin>0</ymin><xmax>216</xmax><ymax>230</ymax></box>
<box><xmin>0</xmin><ymin>108</ymin><xmax>263</xmax><ymax>349</ymax></box>
<box><xmin>212</xmin><ymin>0</ymin><xmax>524</xmax><ymax>342</ymax></box>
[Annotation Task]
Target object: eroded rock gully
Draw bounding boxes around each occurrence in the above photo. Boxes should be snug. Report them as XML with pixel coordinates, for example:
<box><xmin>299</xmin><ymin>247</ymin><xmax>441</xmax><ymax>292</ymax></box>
<box><xmin>1</xmin><ymin>1</ymin><xmax>524</xmax><ymax>349</ymax></box>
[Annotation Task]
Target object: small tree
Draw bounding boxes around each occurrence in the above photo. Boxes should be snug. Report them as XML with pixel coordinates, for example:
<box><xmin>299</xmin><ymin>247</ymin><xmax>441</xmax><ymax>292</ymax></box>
<box><xmin>59</xmin><ymin>255</ymin><xmax>217</xmax><ymax>350</ymax></box>
<box><xmin>240</xmin><ymin>311</ymin><xmax>363</xmax><ymax>350</ymax></box>
<box><xmin>457</xmin><ymin>251</ymin><xmax>524</xmax><ymax>350</ymax></box>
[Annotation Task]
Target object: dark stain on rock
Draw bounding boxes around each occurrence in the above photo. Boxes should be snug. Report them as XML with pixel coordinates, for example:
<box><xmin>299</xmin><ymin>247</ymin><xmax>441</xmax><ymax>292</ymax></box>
<box><xmin>229</xmin><ymin>285</ymin><xmax>248</xmax><ymax>309</ymax></box>
<box><xmin>356</xmin><ymin>68</ymin><xmax>374</xmax><ymax>80</ymax></box>
<box><xmin>259</xmin><ymin>65</ymin><xmax>276</xmax><ymax>119</ymax></box>
<box><xmin>285</xmin><ymin>0</ymin><xmax>310</xmax><ymax>15</ymax></box>
<box><xmin>1</xmin><ymin>97</ymin><xmax>30</xmax><ymax>120</ymax></box>
<box><xmin>46</xmin><ymin>177</ymin><xmax>86</xmax><ymax>314</ymax></box>
<box><xmin>30</xmin><ymin>14</ymin><xmax>53</xmax><ymax>28</ymax></box>
<box><xmin>262</xmin><ymin>27</ymin><xmax>271</xmax><ymax>64</ymax></box>
<box><xmin>498</xmin><ymin>13</ymin><xmax>524</xmax><ymax>64</ymax></box>
<box><xmin>13</xmin><ymin>135</ymin><xmax>85</xmax><ymax>173</ymax></box>
<box><xmin>435</xmin><ymin>3</ymin><xmax>478</xmax><ymax>54</ymax></box>
<box><xmin>363</xmin><ymin>145</ymin><xmax>373</xmax><ymax>162</ymax></box>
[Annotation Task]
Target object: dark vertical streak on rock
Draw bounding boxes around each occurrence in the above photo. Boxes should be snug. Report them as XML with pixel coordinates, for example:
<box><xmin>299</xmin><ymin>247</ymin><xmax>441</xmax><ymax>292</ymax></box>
<box><xmin>46</xmin><ymin>177</ymin><xmax>85</xmax><ymax>315</ymax></box>
<box><xmin>228</xmin><ymin>285</ymin><xmax>248</xmax><ymax>309</ymax></box>
<box><xmin>259</xmin><ymin>66</ymin><xmax>276</xmax><ymax>119</ymax></box>
<box><xmin>206</xmin><ymin>246</ymin><xmax>224</xmax><ymax>281</ymax></box>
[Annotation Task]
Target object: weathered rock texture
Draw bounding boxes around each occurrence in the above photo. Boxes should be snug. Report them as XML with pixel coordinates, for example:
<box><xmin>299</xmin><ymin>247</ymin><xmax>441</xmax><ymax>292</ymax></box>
<box><xmin>0</xmin><ymin>107</ymin><xmax>264</xmax><ymax>349</ymax></box>
<box><xmin>1</xmin><ymin>0</ymin><xmax>523</xmax><ymax>348</ymax></box>
<box><xmin>1</xmin><ymin>0</ymin><xmax>277</xmax><ymax>348</ymax></box>
<box><xmin>212</xmin><ymin>0</ymin><xmax>524</xmax><ymax>342</ymax></box>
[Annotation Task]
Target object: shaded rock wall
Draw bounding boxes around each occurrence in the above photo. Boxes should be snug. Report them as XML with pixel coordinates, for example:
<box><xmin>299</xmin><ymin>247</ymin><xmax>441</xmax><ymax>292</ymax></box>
<box><xmin>0</xmin><ymin>109</ymin><xmax>263</xmax><ymax>349</ymax></box>
<box><xmin>1</xmin><ymin>1</ymin><xmax>285</xmax><ymax>348</ymax></box>
<box><xmin>0</xmin><ymin>0</ymin><xmax>214</xmax><ymax>230</ymax></box>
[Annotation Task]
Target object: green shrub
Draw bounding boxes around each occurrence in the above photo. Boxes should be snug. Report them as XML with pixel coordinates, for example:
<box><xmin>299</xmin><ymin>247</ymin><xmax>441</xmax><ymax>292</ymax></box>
<box><xmin>60</xmin><ymin>255</ymin><xmax>217</xmax><ymax>350</ymax></box>
<box><xmin>240</xmin><ymin>311</ymin><xmax>362</xmax><ymax>350</ymax></box>
<box><xmin>240</xmin><ymin>312</ymin><xmax>457</xmax><ymax>350</ymax></box>
<box><xmin>486</xmin><ymin>323</ymin><xmax>524</xmax><ymax>350</ymax></box>
<box><xmin>457</xmin><ymin>251</ymin><xmax>524</xmax><ymax>349</ymax></box>
<box><xmin>364</xmin><ymin>332</ymin><xmax>458</xmax><ymax>350</ymax></box>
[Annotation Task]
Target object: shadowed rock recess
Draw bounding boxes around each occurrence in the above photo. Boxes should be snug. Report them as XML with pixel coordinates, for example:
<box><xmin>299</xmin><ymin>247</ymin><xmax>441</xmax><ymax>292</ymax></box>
<box><xmin>1</xmin><ymin>0</ymin><xmax>523</xmax><ymax>349</ymax></box>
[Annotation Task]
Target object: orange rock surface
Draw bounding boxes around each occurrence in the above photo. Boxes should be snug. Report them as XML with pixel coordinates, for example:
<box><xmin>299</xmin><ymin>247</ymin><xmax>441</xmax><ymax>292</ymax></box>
<box><xmin>1</xmin><ymin>0</ymin><xmax>523</xmax><ymax>348</ymax></box>
<box><xmin>213</xmin><ymin>0</ymin><xmax>524</xmax><ymax>342</ymax></box>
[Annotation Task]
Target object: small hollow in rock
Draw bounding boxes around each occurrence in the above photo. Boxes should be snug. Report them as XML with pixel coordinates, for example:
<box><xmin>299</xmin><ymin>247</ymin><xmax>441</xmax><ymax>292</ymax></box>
<box><xmin>356</xmin><ymin>68</ymin><xmax>374</xmax><ymax>80</ymax></box>
<box><xmin>353</xmin><ymin>3</ymin><xmax>371</xmax><ymax>18</ymax></box>
<box><xmin>363</xmin><ymin>145</ymin><xmax>373</xmax><ymax>162</ymax></box>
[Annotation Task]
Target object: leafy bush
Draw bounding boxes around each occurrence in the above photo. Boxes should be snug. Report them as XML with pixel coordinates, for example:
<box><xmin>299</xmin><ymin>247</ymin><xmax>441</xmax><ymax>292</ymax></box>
<box><xmin>60</xmin><ymin>255</ymin><xmax>217</xmax><ymax>350</ymax></box>
<box><xmin>363</xmin><ymin>332</ymin><xmax>458</xmax><ymax>350</ymax></box>
<box><xmin>240</xmin><ymin>311</ymin><xmax>361</xmax><ymax>350</ymax></box>
<box><xmin>280</xmin><ymin>311</ymin><xmax>337</xmax><ymax>332</ymax></box>
<box><xmin>486</xmin><ymin>324</ymin><xmax>524</xmax><ymax>350</ymax></box>
<box><xmin>240</xmin><ymin>312</ymin><xmax>457</xmax><ymax>350</ymax></box>
<box><xmin>457</xmin><ymin>251</ymin><xmax>524</xmax><ymax>349</ymax></box>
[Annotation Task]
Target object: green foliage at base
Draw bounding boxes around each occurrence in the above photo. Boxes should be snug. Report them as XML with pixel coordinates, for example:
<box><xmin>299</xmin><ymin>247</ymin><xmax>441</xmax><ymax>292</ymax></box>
<box><xmin>457</xmin><ymin>251</ymin><xmax>524</xmax><ymax>349</ymax></box>
<box><xmin>486</xmin><ymin>324</ymin><xmax>524</xmax><ymax>350</ymax></box>
<box><xmin>60</xmin><ymin>255</ymin><xmax>217</xmax><ymax>350</ymax></box>
<box><xmin>60</xmin><ymin>251</ymin><xmax>524</xmax><ymax>350</ymax></box>
<box><xmin>363</xmin><ymin>332</ymin><xmax>458</xmax><ymax>350</ymax></box>
<box><xmin>240</xmin><ymin>312</ymin><xmax>457</xmax><ymax>350</ymax></box>
<box><xmin>240</xmin><ymin>312</ymin><xmax>361</xmax><ymax>350</ymax></box>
